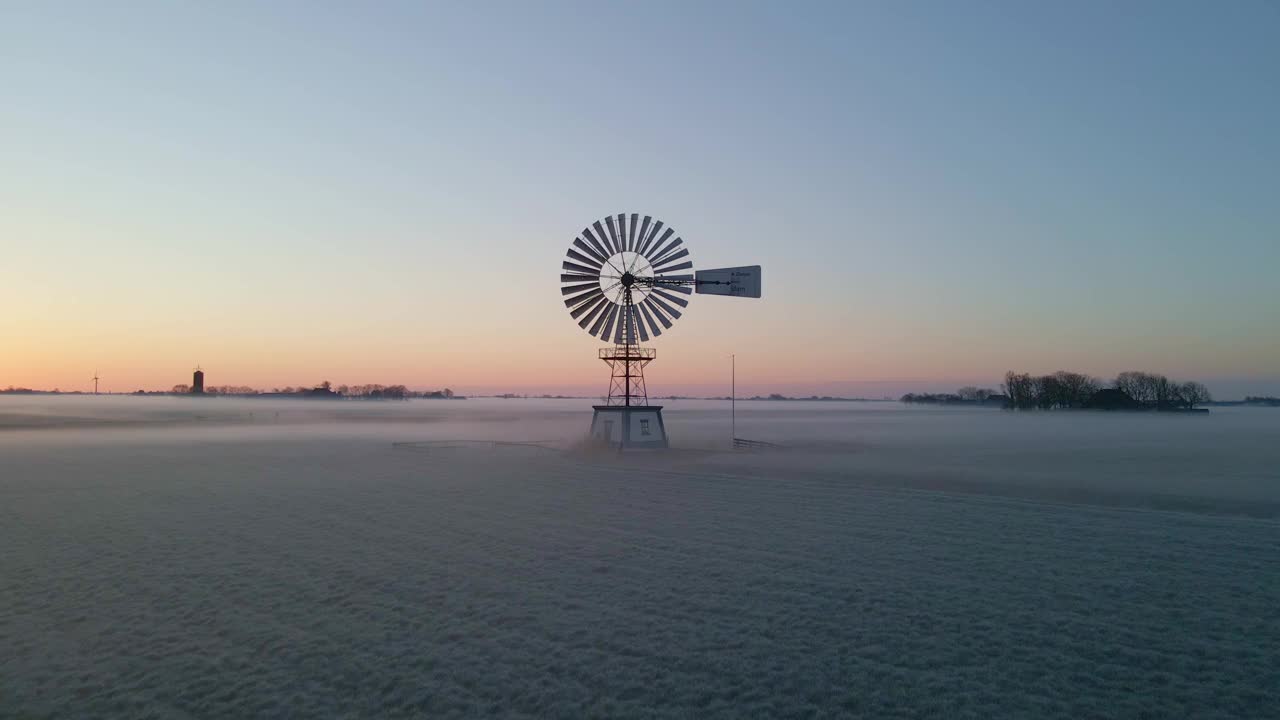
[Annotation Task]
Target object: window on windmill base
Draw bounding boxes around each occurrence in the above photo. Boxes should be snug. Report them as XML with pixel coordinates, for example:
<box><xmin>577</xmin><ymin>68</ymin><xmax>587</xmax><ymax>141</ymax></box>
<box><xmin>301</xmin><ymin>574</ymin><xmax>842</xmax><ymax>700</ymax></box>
<box><xmin>640</xmin><ymin>419</ymin><xmax>651</xmax><ymax>436</ymax></box>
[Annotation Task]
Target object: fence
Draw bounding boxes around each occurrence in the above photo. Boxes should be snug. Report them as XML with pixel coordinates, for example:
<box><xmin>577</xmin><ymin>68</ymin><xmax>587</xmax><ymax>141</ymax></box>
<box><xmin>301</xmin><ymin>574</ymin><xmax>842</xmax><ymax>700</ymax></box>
<box><xmin>733</xmin><ymin>437</ymin><xmax>780</xmax><ymax>451</ymax></box>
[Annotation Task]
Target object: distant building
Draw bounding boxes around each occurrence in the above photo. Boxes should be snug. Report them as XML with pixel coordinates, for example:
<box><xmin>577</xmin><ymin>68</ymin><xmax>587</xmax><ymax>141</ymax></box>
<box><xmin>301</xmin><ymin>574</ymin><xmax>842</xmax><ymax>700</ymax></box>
<box><xmin>1084</xmin><ymin>388</ymin><xmax>1140</xmax><ymax>410</ymax></box>
<box><xmin>192</xmin><ymin>368</ymin><xmax>205</xmax><ymax>395</ymax></box>
<box><xmin>303</xmin><ymin>383</ymin><xmax>340</xmax><ymax>399</ymax></box>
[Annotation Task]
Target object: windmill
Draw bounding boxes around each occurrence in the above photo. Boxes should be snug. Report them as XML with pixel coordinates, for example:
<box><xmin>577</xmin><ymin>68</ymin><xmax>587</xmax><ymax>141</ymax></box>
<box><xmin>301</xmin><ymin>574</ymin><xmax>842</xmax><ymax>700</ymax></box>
<box><xmin>561</xmin><ymin>213</ymin><xmax>761</xmax><ymax>448</ymax></box>
<box><xmin>92</xmin><ymin>370</ymin><xmax>101</xmax><ymax>395</ymax></box>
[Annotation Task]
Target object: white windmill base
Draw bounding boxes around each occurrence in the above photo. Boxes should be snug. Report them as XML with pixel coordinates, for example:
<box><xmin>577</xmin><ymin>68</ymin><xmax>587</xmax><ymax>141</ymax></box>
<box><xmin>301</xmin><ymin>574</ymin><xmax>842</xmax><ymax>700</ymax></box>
<box><xmin>589</xmin><ymin>406</ymin><xmax>668</xmax><ymax>449</ymax></box>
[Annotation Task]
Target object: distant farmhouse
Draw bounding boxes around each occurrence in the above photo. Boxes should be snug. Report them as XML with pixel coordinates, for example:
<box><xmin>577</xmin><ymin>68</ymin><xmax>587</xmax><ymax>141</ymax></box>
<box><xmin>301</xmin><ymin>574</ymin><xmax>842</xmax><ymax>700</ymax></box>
<box><xmin>1083</xmin><ymin>388</ymin><xmax>1142</xmax><ymax>410</ymax></box>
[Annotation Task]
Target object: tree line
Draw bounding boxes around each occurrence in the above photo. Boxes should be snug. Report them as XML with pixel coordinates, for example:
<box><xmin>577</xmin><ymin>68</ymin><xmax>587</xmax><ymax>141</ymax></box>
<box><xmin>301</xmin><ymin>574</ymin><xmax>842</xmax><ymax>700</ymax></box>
<box><xmin>901</xmin><ymin>387</ymin><xmax>1002</xmax><ymax>405</ymax></box>
<box><xmin>1002</xmin><ymin>370</ymin><xmax>1209</xmax><ymax>410</ymax></box>
<box><xmin>168</xmin><ymin>382</ymin><xmax>456</xmax><ymax>400</ymax></box>
<box><xmin>320</xmin><ymin>383</ymin><xmax>455</xmax><ymax>399</ymax></box>
<box><xmin>901</xmin><ymin>371</ymin><xmax>1212</xmax><ymax>410</ymax></box>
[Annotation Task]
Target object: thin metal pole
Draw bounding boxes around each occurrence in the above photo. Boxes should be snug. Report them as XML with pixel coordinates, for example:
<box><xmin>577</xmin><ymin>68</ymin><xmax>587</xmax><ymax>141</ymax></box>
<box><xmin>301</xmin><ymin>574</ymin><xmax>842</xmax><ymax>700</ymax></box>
<box><xmin>623</xmin><ymin>288</ymin><xmax>631</xmax><ymax>407</ymax></box>
<box><xmin>731</xmin><ymin>354</ymin><xmax>735</xmax><ymax>443</ymax></box>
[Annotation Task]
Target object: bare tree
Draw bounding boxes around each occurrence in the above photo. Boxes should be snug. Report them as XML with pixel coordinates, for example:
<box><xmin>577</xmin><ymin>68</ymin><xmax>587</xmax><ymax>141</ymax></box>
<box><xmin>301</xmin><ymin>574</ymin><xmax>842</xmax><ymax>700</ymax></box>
<box><xmin>1115</xmin><ymin>371</ymin><xmax>1168</xmax><ymax>406</ymax></box>
<box><xmin>1033</xmin><ymin>374</ymin><xmax>1065</xmax><ymax>409</ymax></box>
<box><xmin>1154</xmin><ymin>375</ymin><xmax>1178</xmax><ymax>409</ymax></box>
<box><xmin>1002</xmin><ymin>372</ymin><xmax>1036</xmax><ymax>409</ymax></box>
<box><xmin>1179</xmin><ymin>381</ymin><xmax>1212</xmax><ymax>408</ymax></box>
<box><xmin>1116</xmin><ymin>371</ymin><xmax>1146</xmax><ymax>404</ymax></box>
<box><xmin>1054</xmin><ymin>371</ymin><xmax>1099</xmax><ymax>408</ymax></box>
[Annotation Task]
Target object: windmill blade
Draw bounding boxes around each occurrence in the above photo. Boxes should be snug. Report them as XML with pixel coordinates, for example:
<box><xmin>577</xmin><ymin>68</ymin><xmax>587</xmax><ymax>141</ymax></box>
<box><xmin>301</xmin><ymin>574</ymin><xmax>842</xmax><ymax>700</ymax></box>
<box><xmin>616</xmin><ymin>213</ymin><xmax>629</xmax><ymax>252</ymax></box>
<box><xmin>645</xmin><ymin>228</ymin><xmax>675</xmax><ymax>261</ymax></box>
<box><xmin>565</xmin><ymin>285</ymin><xmax>602</xmax><ymax>305</ymax></box>
<box><xmin>582</xmin><ymin>226</ymin><xmax>612</xmax><ymax>260</ymax></box>
<box><xmin>638</xmin><ymin>301</ymin><xmax>662</xmax><ymax>337</ymax></box>
<box><xmin>579</xmin><ymin>296</ymin><xmax>609</xmax><ymax>327</ymax></box>
<box><xmin>600</xmin><ymin>304</ymin><xmax>620</xmax><ymax>341</ymax></box>
<box><xmin>562</xmin><ymin>273</ymin><xmax>597</xmax><ymax>283</ymax></box>
<box><xmin>631</xmin><ymin>305</ymin><xmax>649</xmax><ymax>343</ymax></box>
<box><xmin>561</xmin><ymin>281</ymin><xmax>598</xmax><ymax>296</ymax></box>
<box><xmin>636</xmin><ymin>216</ymin><xmax>651</xmax><ymax>256</ymax></box>
<box><xmin>569</xmin><ymin>294</ymin><xmax>602</xmax><ymax>319</ymax></box>
<box><xmin>650</xmin><ymin>236</ymin><xmax>684</xmax><ymax>265</ymax></box>
<box><xmin>637</xmin><ymin>222</ymin><xmax>665</xmax><ymax>270</ymax></box>
<box><xmin>651</xmin><ymin>247</ymin><xmax>689</xmax><ymax>269</ymax></box>
<box><xmin>643</xmin><ymin>297</ymin><xmax>674</xmax><ymax>328</ymax></box>
<box><xmin>575</xmin><ymin>296</ymin><xmax>609</xmax><ymax>324</ymax></box>
<box><xmin>646</xmin><ymin>294</ymin><xmax>683</xmax><ymax>322</ymax></box>
<box><xmin>649</xmin><ymin>228</ymin><xmax>676</xmax><ymax>258</ymax></box>
<box><xmin>638</xmin><ymin>220</ymin><xmax>664</xmax><ymax>257</ymax></box>
<box><xmin>589</xmin><ymin>301</ymin><xmax>613</xmax><ymax>337</ymax></box>
<box><xmin>627</xmin><ymin>213</ymin><xmax>638</xmax><ymax>252</ymax></box>
<box><xmin>614</xmin><ymin>306</ymin><xmax>629</xmax><ymax>345</ymax></box>
<box><xmin>562</xmin><ymin>260</ymin><xmax>599</xmax><ymax>276</ymax></box>
<box><xmin>604</xmin><ymin>216</ymin><xmax>621</xmax><ymax>255</ymax></box>
<box><xmin>652</xmin><ymin>287</ymin><xmax>690</xmax><ymax>308</ymax></box>
<box><xmin>572</xmin><ymin>237</ymin><xmax>608</xmax><ymax>265</ymax></box>
<box><xmin>566</xmin><ymin>248</ymin><xmax>603</xmax><ymax>269</ymax></box>
<box><xmin>564</xmin><ymin>287</ymin><xmax>602</xmax><ymax>309</ymax></box>
<box><xmin>654</xmin><ymin>260</ymin><xmax>693</xmax><ymax>274</ymax></box>
<box><xmin>593</xmin><ymin>221</ymin><xmax>616</xmax><ymax>255</ymax></box>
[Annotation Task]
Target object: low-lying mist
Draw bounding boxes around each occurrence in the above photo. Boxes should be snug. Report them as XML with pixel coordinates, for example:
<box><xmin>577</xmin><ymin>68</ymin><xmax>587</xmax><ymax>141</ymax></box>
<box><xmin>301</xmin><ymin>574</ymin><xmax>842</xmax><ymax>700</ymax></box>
<box><xmin>3</xmin><ymin>395</ymin><xmax>1276</xmax><ymax>514</ymax></box>
<box><xmin>3</xmin><ymin>395</ymin><xmax>1277</xmax><ymax>717</ymax></box>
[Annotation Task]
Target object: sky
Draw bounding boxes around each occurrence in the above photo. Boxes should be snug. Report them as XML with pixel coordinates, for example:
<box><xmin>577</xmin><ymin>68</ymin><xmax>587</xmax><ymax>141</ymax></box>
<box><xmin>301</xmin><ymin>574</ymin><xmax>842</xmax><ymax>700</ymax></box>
<box><xmin>2</xmin><ymin>1</ymin><xmax>1277</xmax><ymax>398</ymax></box>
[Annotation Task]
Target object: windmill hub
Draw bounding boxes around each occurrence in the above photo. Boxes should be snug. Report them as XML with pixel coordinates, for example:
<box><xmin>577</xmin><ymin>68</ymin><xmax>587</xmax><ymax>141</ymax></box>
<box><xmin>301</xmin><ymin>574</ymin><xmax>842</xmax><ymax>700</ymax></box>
<box><xmin>561</xmin><ymin>212</ymin><xmax>762</xmax><ymax>450</ymax></box>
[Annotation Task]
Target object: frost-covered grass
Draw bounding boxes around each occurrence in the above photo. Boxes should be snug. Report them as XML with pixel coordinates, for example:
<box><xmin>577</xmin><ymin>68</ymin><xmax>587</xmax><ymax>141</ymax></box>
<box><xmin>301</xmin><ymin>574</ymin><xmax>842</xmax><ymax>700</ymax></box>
<box><xmin>1</xmin><ymin>399</ymin><xmax>1277</xmax><ymax>717</ymax></box>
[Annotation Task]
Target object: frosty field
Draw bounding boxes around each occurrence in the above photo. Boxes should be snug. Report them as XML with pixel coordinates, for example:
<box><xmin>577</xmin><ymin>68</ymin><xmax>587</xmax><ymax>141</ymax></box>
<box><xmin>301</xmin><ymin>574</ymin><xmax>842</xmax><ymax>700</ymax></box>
<box><xmin>2</xmin><ymin>397</ymin><xmax>1278</xmax><ymax>718</ymax></box>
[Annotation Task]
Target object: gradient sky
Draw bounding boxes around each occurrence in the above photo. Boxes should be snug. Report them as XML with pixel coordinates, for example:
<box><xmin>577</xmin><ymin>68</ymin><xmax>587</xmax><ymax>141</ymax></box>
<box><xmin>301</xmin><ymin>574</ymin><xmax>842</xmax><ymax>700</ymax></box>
<box><xmin>3</xmin><ymin>1</ymin><xmax>1277</xmax><ymax>398</ymax></box>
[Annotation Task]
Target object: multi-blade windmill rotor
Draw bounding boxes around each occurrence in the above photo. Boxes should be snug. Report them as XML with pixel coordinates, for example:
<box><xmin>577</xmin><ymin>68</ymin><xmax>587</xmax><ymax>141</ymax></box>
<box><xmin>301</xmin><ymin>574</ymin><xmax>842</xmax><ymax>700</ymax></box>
<box><xmin>562</xmin><ymin>214</ymin><xmax>694</xmax><ymax>344</ymax></box>
<box><xmin>561</xmin><ymin>213</ymin><xmax>761</xmax><ymax>448</ymax></box>
<box><xmin>562</xmin><ymin>213</ymin><xmax>760</xmax><ymax>345</ymax></box>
